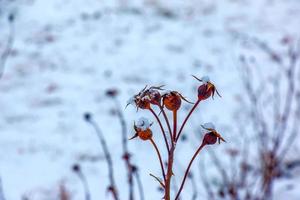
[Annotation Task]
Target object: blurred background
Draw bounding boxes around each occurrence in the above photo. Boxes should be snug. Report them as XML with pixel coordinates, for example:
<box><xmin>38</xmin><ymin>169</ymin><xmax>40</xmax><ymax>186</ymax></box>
<box><xmin>0</xmin><ymin>0</ymin><xmax>300</xmax><ymax>199</ymax></box>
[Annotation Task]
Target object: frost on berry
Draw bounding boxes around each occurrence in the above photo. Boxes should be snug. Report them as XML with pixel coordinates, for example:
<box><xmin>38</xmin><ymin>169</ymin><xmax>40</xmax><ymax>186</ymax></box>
<box><xmin>201</xmin><ymin>122</ymin><xmax>225</xmax><ymax>145</ymax></box>
<box><xmin>129</xmin><ymin>117</ymin><xmax>153</xmax><ymax>141</ymax></box>
<box><xmin>193</xmin><ymin>75</ymin><xmax>221</xmax><ymax>100</ymax></box>
<box><xmin>136</xmin><ymin>117</ymin><xmax>151</xmax><ymax>131</ymax></box>
<box><xmin>202</xmin><ymin>122</ymin><xmax>215</xmax><ymax>130</ymax></box>
<box><xmin>201</xmin><ymin>76</ymin><xmax>210</xmax><ymax>84</ymax></box>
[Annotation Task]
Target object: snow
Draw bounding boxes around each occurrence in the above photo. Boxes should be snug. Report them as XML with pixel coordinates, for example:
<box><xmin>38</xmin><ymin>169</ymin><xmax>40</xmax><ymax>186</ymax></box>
<box><xmin>136</xmin><ymin>117</ymin><xmax>151</xmax><ymax>131</ymax></box>
<box><xmin>0</xmin><ymin>0</ymin><xmax>300</xmax><ymax>199</ymax></box>
<box><xmin>126</xmin><ymin>96</ymin><xmax>136</xmax><ymax>107</ymax></box>
<box><xmin>201</xmin><ymin>122</ymin><xmax>215</xmax><ymax>130</ymax></box>
<box><xmin>200</xmin><ymin>76</ymin><xmax>210</xmax><ymax>84</ymax></box>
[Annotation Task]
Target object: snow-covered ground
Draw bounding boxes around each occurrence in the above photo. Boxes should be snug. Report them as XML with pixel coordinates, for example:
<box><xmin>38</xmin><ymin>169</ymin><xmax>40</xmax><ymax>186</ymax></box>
<box><xmin>0</xmin><ymin>0</ymin><xmax>300</xmax><ymax>199</ymax></box>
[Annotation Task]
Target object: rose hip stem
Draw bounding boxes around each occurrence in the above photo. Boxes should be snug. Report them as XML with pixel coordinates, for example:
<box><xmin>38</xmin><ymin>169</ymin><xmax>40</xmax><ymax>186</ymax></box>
<box><xmin>176</xmin><ymin>99</ymin><xmax>201</xmax><ymax>142</ymax></box>
<box><xmin>150</xmin><ymin>138</ymin><xmax>167</xmax><ymax>182</ymax></box>
<box><xmin>159</xmin><ymin>104</ymin><xmax>173</xmax><ymax>143</ymax></box>
<box><xmin>173</xmin><ymin>110</ymin><xmax>177</xmax><ymax>141</ymax></box>
<box><xmin>175</xmin><ymin>143</ymin><xmax>206</xmax><ymax>200</ymax></box>
<box><xmin>149</xmin><ymin>107</ymin><xmax>170</xmax><ymax>153</ymax></box>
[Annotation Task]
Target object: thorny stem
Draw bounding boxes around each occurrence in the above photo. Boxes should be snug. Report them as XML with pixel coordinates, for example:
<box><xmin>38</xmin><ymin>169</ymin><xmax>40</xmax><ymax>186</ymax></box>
<box><xmin>149</xmin><ymin>107</ymin><xmax>170</xmax><ymax>153</ymax></box>
<box><xmin>87</xmin><ymin>119</ymin><xmax>119</xmax><ymax>200</ymax></box>
<box><xmin>165</xmin><ymin>108</ymin><xmax>179</xmax><ymax>200</ymax></box>
<box><xmin>176</xmin><ymin>99</ymin><xmax>200</xmax><ymax>142</ymax></box>
<box><xmin>159</xmin><ymin>104</ymin><xmax>173</xmax><ymax>144</ymax></box>
<box><xmin>175</xmin><ymin>143</ymin><xmax>206</xmax><ymax>200</ymax></box>
<box><xmin>150</xmin><ymin>138</ymin><xmax>167</xmax><ymax>182</ymax></box>
<box><xmin>165</xmin><ymin>145</ymin><xmax>175</xmax><ymax>200</ymax></box>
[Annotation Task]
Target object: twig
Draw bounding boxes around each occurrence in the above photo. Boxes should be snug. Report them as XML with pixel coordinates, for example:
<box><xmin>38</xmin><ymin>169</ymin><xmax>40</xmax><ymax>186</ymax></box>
<box><xmin>176</xmin><ymin>99</ymin><xmax>200</xmax><ymax>142</ymax></box>
<box><xmin>188</xmin><ymin>172</ymin><xmax>198</xmax><ymax>200</ymax></box>
<box><xmin>173</xmin><ymin>110</ymin><xmax>177</xmax><ymax>141</ymax></box>
<box><xmin>112</xmin><ymin>96</ymin><xmax>135</xmax><ymax>200</ymax></box>
<box><xmin>159</xmin><ymin>104</ymin><xmax>173</xmax><ymax>144</ymax></box>
<box><xmin>149</xmin><ymin>107</ymin><xmax>170</xmax><ymax>153</ymax></box>
<box><xmin>134</xmin><ymin>170</ymin><xmax>145</xmax><ymax>200</ymax></box>
<box><xmin>199</xmin><ymin>161</ymin><xmax>215</xmax><ymax>200</ymax></box>
<box><xmin>0</xmin><ymin>178</ymin><xmax>5</xmax><ymax>200</ymax></box>
<box><xmin>150</xmin><ymin>173</ymin><xmax>165</xmax><ymax>188</ymax></box>
<box><xmin>240</xmin><ymin>59</ymin><xmax>269</xmax><ymax>150</ymax></box>
<box><xmin>175</xmin><ymin>143</ymin><xmax>205</xmax><ymax>200</ymax></box>
<box><xmin>84</xmin><ymin>113</ymin><xmax>119</xmax><ymax>200</ymax></box>
<box><xmin>150</xmin><ymin>138</ymin><xmax>166</xmax><ymax>182</ymax></box>
<box><xmin>273</xmin><ymin>43</ymin><xmax>299</xmax><ymax>153</ymax></box>
<box><xmin>208</xmin><ymin>150</ymin><xmax>230</xmax><ymax>187</ymax></box>
<box><xmin>0</xmin><ymin>13</ymin><xmax>15</xmax><ymax>79</ymax></box>
<box><xmin>72</xmin><ymin>164</ymin><xmax>91</xmax><ymax>200</ymax></box>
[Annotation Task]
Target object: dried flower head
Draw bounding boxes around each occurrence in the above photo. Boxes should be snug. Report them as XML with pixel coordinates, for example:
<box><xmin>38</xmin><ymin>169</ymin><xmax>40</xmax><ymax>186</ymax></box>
<box><xmin>201</xmin><ymin>122</ymin><xmax>225</xmax><ymax>144</ymax></box>
<box><xmin>192</xmin><ymin>75</ymin><xmax>221</xmax><ymax>100</ymax></box>
<box><xmin>127</xmin><ymin>85</ymin><xmax>164</xmax><ymax>110</ymax></box>
<box><xmin>145</xmin><ymin>87</ymin><xmax>163</xmax><ymax>105</ymax></box>
<box><xmin>130</xmin><ymin>117</ymin><xmax>153</xmax><ymax>140</ymax></box>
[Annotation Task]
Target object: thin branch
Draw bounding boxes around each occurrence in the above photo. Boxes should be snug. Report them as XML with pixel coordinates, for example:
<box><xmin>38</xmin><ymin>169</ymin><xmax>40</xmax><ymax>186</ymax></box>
<box><xmin>150</xmin><ymin>138</ymin><xmax>166</xmax><ymax>182</ymax></box>
<box><xmin>150</xmin><ymin>173</ymin><xmax>165</xmax><ymax>188</ymax></box>
<box><xmin>188</xmin><ymin>172</ymin><xmax>198</xmax><ymax>200</ymax></box>
<box><xmin>278</xmin><ymin>88</ymin><xmax>300</xmax><ymax>160</ymax></box>
<box><xmin>208</xmin><ymin>150</ymin><xmax>230</xmax><ymax>187</ymax></box>
<box><xmin>273</xmin><ymin>43</ymin><xmax>299</xmax><ymax>153</ymax></box>
<box><xmin>159</xmin><ymin>104</ymin><xmax>173</xmax><ymax>145</ymax></box>
<box><xmin>149</xmin><ymin>107</ymin><xmax>170</xmax><ymax>152</ymax></box>
<box><xmin>175</xmin><ymin>143</ymin><xmax>205</xmax><ymax>200</ymax></box>
<box><xmin>85</xmin><ymin>114</ymin><xmax>119</xmax><ymax>200</ymax></box>
<box><xmin>0</xmin><ymin>178</ymin><xmax>5</xmax><ymax>200</ymax></box>
<box><xmin>199</xmin><ymin>161</ymin><xmax>215</xmax><ymax>200</ymax></box>
<box><xmin>240</xmin><ymin>59</ymin><xmax>269</xmax><ymax>150</ymax></box>
<box><xmin>72</xmin><ymin>165</ymin><xmax>91</xmax><ymax>200</ymax></box>
<box><xmin>176</xmin><ymin>99</ymin><xmax>200</xmax><ymax>142</ymax></box>
<box><xmin>173</xmin><ymin>110</ymin><xmax>177</xmax><ymax>141</ymax></box>
<box><xmin>134</xmin><ymin>170</ymin><xmax>145</xmax><ymax>200</ymax></box>
<box><xmin>0</xmin><ymin>13</ymin><xmax>15</xmax><ymax>79</ymax></box>
<box><xmin>113</xmin><ymin>97</ymin><xmax>135</xmax><ymax>200</ymax></box>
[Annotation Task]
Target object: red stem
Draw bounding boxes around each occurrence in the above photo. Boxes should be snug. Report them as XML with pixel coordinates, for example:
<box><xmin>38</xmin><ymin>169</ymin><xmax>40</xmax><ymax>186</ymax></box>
<box><xmin>176</xmin><ymin>99</ymin><xmax>200</xmax><ymax>142</ymax></box>
<box><xmin>150</xmin><ymin>138</ymin><xmax>167</xmax><ymax>183</ymax></box>
<box><xmin>173</xmin><ymin>110</ymin><xmax>177</xmax><ymax>141</ymax></box>
<box><xmin>159</xmin><ymin>105</ymin><xmax>173</xmax><ymax>144</ymax></box>
<box><xmin>175</xmin><ymin>143</ymin><xmax>206</xmax><ymax>200</ymax></box>
<box><xmin>149</xmin><ymin>107</ymin><xmax>170</xmax><ymax>153</ymax></box>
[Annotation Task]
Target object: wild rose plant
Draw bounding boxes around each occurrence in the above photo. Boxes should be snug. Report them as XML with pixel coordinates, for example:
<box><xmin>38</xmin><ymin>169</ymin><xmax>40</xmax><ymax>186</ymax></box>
<box><xmin>128</xmin><ymin>76</ymin><xmax>225</xmax><ymax>200</ymax></box>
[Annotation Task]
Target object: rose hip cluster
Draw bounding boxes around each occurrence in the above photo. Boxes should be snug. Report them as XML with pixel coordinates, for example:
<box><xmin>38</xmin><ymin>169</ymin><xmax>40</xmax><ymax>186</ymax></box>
<box><xmin>127</xmin><ymin>76</ymin><xmax>225</xmax><ymax>200</ymax></box>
